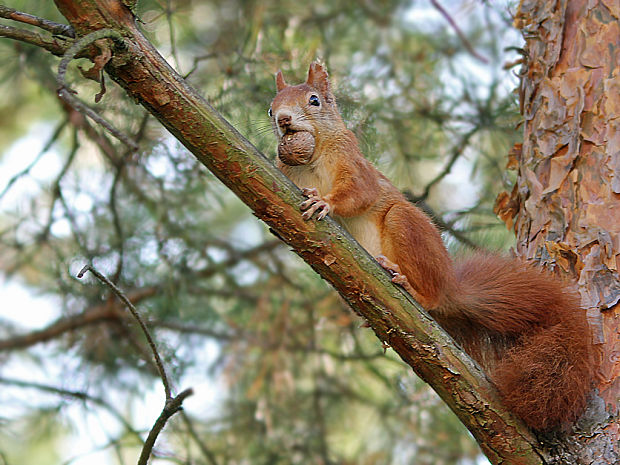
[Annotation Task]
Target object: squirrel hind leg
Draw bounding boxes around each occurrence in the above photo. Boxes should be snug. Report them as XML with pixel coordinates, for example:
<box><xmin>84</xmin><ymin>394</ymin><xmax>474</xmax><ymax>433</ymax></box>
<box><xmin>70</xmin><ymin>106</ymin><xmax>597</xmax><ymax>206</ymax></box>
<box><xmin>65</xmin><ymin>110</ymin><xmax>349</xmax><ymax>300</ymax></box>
<box><xmin>378</xmin><ymin>203</ymin><xmax>453</xmax><ymax>310</ymax></box>
<box><xmin>492</xmin><ymin>323</ymin><xmax>593</xmax><ymax>431</ymax></box>
<box><xmin>375</xmin><ymin>255</ymin><xmax>431</xmax><ymax>305</ymax></box>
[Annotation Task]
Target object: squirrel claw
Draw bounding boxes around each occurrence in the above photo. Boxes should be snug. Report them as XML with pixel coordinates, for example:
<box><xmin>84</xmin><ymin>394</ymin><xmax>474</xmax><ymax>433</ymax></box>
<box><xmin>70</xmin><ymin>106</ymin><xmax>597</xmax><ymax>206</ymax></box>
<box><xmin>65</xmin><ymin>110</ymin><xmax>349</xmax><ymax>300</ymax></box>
<box><xmin>302</xmin><ymin>187</ymin><xmax>319</xmax><ymax>198</ymax></box>
<box><xmin>316</xmin><ymin>208</ymin><xmax>329</xmax><ymax>220</ymax></box>
<box><xmin>300</xmin><ymin>187</ymin><xmax>330</xmax><ymax>220</ymax></box>
<box><xmin>301</xmin><ymin>199</ymin><xmax>331</xmax><ymax>220</ymax></box>
<box><xmin>376</xmin><ymin>255</ymin><xmax>416</xmax><ymax>295</ymax></box>
<box><xmin>376</xmin><ymin>255</ymin><xmax>399</xmax><ymax>275</ymax></box>
<box><xmin>300</xmin><ymin>197</ymin><xmax>316</xmax><ymax>210</ymax></box>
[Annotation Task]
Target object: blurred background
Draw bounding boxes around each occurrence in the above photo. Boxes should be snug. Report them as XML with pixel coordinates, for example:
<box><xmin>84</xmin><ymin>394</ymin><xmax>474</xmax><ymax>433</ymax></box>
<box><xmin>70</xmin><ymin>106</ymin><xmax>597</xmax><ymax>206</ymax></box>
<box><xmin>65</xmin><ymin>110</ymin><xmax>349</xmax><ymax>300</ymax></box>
<box><xmin>0</xmin><ymin>1</ymin><xmax>522</xmax><ymax>463</ymax></box>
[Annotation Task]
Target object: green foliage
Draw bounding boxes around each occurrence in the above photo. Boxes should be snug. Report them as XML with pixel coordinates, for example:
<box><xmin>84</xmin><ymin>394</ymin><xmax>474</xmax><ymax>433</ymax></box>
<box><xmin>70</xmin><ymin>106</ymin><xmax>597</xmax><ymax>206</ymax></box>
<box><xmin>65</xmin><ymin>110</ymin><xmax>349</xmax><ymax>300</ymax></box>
<box><xmin>0</xmin><ymin>1</ymin><xmax>522</xmax><ymax>464</ymax></box>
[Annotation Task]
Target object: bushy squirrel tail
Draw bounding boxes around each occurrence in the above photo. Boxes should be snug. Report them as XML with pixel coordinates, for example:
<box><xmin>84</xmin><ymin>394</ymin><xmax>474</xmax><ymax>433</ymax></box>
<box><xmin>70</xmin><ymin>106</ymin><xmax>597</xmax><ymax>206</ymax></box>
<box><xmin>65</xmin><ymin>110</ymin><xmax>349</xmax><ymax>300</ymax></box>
<box><xmin>436</xmin><ymin>253</ymin><xmax>595</xmax><ymax>431</ymax></box>
<box><xmin>493</xmin><ymin>316</ymin><xmax>593</xmax><ymax>431</ymax></box>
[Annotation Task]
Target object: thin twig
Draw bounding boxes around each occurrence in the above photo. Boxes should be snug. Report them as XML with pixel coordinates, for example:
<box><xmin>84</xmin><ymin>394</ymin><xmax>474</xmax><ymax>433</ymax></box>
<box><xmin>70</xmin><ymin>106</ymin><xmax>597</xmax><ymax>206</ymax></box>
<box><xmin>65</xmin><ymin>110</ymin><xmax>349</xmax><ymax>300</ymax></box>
<box><xmin>56</xmin><ymin>28</ymin><xmax>138</xmax><ymax>151</ymax></box>
<box><xmin>109</xmin><ymin>165</ymin><xmax>126</xmax><ymax>283</ymax></box>
<box><xmin>429</xmin><ymin>0</ymin><xmax>488</xmax><ymax>63</ymax></box>
<box><xmin>77</xmin><ymin>266</ymin><xmax>196</xmax><ymax>463</ymax></box>
<box><xmin>0</xmin><ymin>119</ymin><xmax>67</xmax><ymax>201</ymax></box>
<box><xmin>0</xmin><ymin>376</ymin><xmax>141</xmax><ymax>437</ymax></box>
<box><xmin>37</xmin><ymin>128</ymin><xmax>81</xmax><ymax>245</ymax></box>
<box><xmin>164</xmin><ymin>0</ymin><xmax>180</xmax><ymax>71</ymax></box>
<box><xmin>0</xmin><ymin>5</ymin><xmax>74</xmax><ymax>37</ymax></box>
<box><xmin>77</xmin><ymin>264</ymin><xmax>172</xmax><ymax>399</ymax></box>
<box><xmin>181</xmin><ymin>412</ymin><xmax>220</xmax><ymax>465</ymax></box>
<box><xmin>415</xmin><ymin>126</ymin><xmax>480</xmax><ymax>202</ymax></box>
<box><xmin>138</xmin><ymin>388</ymin><xmax>194</xmax><ymax>465</ymax></box>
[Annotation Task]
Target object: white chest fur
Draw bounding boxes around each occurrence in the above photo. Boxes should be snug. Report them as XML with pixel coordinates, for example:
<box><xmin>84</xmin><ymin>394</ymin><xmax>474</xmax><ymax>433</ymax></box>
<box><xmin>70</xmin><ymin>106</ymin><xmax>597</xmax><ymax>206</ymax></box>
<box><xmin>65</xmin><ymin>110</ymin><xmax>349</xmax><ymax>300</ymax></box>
<box><xmin>283</xmin><ymin>156</ymin><xmax>333</xmax><ymax>197</ymax></box>
<box><xmin>338</xmin><ymin>213</ymin><xmax>382</xmax><ymax>257</ymax></box>
<box><xmin>281</xmin><ymin>157</ymin><xmax>383</xmax><ymax>258</ymax></box>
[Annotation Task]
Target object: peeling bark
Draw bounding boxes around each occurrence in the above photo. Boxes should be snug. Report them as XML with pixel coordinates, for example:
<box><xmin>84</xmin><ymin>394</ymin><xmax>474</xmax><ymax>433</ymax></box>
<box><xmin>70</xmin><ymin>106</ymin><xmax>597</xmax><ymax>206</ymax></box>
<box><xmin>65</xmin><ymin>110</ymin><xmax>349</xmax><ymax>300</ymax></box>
<box><xmin>497</xmin><ymin>0</ymin><xmax>620</xmax><ymax>462</ymax></box>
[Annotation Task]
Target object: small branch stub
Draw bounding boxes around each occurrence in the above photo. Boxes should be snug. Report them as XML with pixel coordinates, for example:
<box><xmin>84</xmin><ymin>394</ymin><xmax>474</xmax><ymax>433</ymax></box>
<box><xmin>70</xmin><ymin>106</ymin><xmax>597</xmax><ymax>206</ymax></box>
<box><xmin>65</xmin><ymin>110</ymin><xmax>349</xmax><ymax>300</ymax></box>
<box><xmin>56</xmin><ymin>28</ymin><xmax>138</xmax><ymax>151</ymax></box>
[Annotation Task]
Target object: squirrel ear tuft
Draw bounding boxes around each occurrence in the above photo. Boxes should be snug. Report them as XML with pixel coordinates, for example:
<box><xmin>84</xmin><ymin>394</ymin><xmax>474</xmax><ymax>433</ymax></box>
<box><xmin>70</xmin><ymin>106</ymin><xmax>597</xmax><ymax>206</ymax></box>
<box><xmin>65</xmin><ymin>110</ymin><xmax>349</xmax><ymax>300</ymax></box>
<box><xmin>275</xmin><ymin>70</ymin><xmax>287</xmax><ymax>92</ymax></box>
<box><xmin>306</xmin><ymin>62</ymin><xmax>333</xmax><ymax>102</ymax></box>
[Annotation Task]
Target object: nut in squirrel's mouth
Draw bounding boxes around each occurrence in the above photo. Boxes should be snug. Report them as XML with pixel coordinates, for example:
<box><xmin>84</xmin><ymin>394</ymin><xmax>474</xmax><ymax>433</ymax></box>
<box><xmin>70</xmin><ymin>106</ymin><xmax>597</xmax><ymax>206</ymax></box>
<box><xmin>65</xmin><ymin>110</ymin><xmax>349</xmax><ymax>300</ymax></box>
<box><xmin>277</xmin><ymin>130</ymin><xmax>316</xmax><ymax>166</ymax></box>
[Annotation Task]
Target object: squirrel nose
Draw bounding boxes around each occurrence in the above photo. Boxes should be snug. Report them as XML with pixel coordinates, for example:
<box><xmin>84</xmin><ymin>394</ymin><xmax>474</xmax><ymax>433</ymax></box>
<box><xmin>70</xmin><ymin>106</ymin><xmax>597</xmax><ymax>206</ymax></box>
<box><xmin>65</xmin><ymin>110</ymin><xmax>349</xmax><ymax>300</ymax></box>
<box><xmin>277</xmin><ymin>113</ymin><xmax>292</xmax><ymax>129</ymax></box>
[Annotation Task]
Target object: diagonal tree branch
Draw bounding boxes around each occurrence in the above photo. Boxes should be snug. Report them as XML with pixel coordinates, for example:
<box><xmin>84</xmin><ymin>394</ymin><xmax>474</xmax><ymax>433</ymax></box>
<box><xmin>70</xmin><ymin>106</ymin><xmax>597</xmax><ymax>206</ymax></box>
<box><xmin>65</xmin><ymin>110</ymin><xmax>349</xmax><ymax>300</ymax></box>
<box><xmin>27</xmin><ymin>1</ymin><xmax>545</xmax><ymax>463</ymax></box>
<box><xmin>0</xmin><ymin>23</ymin><xmax>70</xmax><ymax>55</ymax></box>
<box><xmin>0</xmin><ymin>5</ymin><xmax>74</xmax><ymax>37</ymax></box>
<box><xmin>429</xmin><ymin>0</ymin><xmax>488</xmax><ymax>63</ymax></box>
<box><xmin>0</xmin><ymin>287</ymin><xmax>157</xmax><ymax>352</ymax></box>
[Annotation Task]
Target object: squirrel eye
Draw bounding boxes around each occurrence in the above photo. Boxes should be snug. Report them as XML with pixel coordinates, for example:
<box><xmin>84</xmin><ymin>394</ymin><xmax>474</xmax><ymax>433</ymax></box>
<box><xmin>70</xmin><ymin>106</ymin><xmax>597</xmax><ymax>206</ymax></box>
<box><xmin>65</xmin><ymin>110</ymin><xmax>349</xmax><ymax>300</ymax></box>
<box><xmin>308</xmin><ymin>95</ymin><xmax>320</xmax><ymax>106</ymax></box>
<box><xmin>268</xmin><ymin>107</ymin><xmax>273</xmax><ymax>117</ymax></box>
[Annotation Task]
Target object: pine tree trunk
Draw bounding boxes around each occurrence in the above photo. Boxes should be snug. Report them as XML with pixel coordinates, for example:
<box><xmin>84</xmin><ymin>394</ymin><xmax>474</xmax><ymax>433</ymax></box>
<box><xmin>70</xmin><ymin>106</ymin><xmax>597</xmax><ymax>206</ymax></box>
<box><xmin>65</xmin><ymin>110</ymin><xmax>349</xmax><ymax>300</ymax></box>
<box><xmin>497</xmin><ymin>0</ymin><xmax>619</xmax><ymax>462</ymax></box>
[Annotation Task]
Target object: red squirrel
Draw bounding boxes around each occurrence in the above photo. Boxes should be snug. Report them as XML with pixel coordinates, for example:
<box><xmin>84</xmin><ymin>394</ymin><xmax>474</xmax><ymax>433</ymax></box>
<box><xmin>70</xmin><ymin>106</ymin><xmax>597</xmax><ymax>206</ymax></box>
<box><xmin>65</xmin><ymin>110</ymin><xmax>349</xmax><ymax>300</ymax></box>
<box><xmin>269</xmin><ymin>62</ymin><xmax>594</xmax><ymax>431</ymax></box>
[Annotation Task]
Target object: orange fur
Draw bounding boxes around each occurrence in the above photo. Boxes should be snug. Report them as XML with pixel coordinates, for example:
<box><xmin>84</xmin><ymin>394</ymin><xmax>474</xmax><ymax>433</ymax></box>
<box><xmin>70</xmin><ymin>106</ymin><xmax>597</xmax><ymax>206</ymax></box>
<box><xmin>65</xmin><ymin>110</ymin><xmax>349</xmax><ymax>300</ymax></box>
<box><xmin>270</xmin><ymin>62</ymin><xmax>594</xmax><ymax>431</ymax></box>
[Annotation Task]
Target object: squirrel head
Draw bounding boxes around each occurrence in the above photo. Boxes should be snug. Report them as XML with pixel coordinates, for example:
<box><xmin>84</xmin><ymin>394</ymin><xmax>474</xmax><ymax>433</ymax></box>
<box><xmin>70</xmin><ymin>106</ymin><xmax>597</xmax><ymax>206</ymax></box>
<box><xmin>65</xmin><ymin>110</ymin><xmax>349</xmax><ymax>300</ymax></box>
<box><xmin>269</xmin><ymin>62</ymin><xmax>346</xmax><ymax>144</ymax></box>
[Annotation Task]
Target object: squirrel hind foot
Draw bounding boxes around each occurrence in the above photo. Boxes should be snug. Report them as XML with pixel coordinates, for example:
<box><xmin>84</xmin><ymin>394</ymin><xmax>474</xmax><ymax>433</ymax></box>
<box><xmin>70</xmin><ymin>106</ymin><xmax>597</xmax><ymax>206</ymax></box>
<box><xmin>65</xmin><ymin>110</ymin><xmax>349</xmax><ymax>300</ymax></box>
<box><xmin>376</xmin><ymin>255</ymin><xmax>406</xmax><ymax>281</ymax></box>
<box><xmin>375</xmin><ymin>255</ymin><xmax>432</xmax><ymax>307</ymax></box>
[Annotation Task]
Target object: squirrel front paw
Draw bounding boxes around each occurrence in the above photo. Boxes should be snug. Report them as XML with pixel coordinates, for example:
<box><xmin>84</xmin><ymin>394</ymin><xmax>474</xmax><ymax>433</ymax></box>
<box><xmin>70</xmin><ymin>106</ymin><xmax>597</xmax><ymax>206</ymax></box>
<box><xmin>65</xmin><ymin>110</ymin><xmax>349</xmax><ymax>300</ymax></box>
<box><xmin>300</xmin><ymin>187</ymin><xmax>331</xmax><ymax>220</ymax></box>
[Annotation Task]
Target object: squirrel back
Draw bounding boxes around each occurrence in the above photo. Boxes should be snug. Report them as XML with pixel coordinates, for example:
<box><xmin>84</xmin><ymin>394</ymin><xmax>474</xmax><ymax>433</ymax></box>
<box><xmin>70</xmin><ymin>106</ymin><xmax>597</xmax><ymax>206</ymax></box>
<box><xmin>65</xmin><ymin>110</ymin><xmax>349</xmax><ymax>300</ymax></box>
<box><xmin>270</xmin><ymin>62</ymin><xmax>595</xmax><ymax>431</ymax></box>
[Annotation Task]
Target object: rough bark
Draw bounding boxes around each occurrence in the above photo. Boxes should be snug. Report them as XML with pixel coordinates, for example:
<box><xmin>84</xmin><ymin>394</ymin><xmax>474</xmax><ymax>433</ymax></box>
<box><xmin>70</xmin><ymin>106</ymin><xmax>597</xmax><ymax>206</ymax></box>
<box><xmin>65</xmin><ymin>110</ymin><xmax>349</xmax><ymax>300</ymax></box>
<box><xmin>496</xmin><ymin>0</ymin><xmax>620</xmax><ymax>462</ymax></box>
